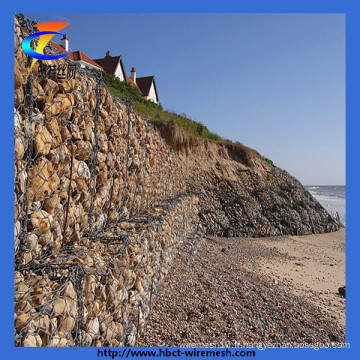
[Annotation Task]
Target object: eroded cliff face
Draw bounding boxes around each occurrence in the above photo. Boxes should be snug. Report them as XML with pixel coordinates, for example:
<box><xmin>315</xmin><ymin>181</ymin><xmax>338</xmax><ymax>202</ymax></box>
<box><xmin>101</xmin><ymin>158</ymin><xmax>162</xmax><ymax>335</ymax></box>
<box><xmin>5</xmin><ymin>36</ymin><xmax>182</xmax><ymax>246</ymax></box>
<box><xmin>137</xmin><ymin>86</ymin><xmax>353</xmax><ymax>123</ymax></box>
<box><xmin>154</xmin><ymin>121</ymin><xmax>341</xmax><ymax>237</ymax></box>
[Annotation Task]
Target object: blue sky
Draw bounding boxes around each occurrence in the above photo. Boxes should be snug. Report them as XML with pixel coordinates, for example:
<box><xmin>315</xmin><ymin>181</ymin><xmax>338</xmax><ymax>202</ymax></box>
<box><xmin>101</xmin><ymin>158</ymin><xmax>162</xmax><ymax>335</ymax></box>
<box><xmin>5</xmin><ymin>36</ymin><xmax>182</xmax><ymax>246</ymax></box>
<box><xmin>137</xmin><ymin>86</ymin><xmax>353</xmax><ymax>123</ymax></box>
<box><xmin>25</xmin><ymin>13</ymin><xmax>345</xmax><ymax>185</ymax></box>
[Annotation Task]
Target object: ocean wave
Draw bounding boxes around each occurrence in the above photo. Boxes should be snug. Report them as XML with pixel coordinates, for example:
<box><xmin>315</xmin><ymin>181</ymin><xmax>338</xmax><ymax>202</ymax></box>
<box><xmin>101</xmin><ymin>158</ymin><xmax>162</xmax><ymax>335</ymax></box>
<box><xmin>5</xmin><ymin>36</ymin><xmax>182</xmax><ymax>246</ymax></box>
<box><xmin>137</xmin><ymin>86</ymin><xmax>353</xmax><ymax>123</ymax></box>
<box><xmin>313</xmin><ymin>194</ymin><xmax>345</xmax><ymax>203</ymax></box>
<box><xmin>309</xmin><ymin>188</ymin><xmax>346</xmax><ymax>224</ymax></box>
<box><xmin>307</xmin><ymin>186</ymin><xmax>319</xmax><ymax>190</ymax></box>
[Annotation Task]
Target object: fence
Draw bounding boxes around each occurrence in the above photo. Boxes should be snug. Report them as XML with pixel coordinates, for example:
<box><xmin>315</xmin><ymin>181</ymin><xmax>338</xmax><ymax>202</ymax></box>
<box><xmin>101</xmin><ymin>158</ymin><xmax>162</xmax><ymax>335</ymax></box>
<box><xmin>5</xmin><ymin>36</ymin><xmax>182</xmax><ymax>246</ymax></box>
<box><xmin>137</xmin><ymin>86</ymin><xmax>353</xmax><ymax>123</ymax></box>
<box><xmin>14</xmin><ymin>14</ymin><xmax>199</xmax><ymax>347</ymax></box>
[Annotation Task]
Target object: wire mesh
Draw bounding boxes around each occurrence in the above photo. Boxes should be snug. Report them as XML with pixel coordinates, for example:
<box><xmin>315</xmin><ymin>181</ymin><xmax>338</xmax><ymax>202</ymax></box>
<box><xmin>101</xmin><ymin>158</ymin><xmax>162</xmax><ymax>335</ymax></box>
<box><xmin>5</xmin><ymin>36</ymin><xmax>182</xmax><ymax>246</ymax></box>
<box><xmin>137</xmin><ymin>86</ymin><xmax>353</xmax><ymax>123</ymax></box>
<box><xmin>14</xmin><ymin>14</ymin><xmax>199</xmax><ymax>347</ymax></box>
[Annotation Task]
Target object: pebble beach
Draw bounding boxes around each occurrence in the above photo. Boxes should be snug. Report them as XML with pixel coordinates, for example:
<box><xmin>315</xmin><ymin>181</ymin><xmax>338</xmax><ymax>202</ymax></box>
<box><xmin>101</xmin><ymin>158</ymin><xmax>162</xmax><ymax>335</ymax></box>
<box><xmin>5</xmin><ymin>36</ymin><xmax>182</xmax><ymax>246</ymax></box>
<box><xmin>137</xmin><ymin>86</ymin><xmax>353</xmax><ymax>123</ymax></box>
<box><xmin>138</xmin><ymin>229</ymin><xmax>346</xmax><ymax>347</ymax></box>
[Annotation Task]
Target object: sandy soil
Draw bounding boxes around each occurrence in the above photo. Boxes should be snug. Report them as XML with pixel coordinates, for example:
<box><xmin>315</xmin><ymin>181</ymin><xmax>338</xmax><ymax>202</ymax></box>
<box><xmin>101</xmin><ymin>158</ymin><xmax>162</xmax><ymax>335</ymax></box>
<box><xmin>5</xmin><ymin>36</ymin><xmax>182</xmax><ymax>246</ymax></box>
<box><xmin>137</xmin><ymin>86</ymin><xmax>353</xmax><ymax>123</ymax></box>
<box><xmin>249</xmin><ymin>228</ymin><xmax>346</xmax><ymax>327</ymax></box>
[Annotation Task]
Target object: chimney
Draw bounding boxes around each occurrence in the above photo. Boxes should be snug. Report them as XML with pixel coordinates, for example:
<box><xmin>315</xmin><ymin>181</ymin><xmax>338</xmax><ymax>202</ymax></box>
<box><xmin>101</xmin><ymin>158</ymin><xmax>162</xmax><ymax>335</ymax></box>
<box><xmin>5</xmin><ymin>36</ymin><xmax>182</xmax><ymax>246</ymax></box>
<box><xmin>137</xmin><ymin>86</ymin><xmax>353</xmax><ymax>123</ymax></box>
<box><xmin>61</xmin><ymin>34</ymin><xmax>69</xmax><ymax>51</ymax></box>
<box><xmin>131</xmin><ymin>67</ymin><xmax>136</xmax><ymax>83</ymax></box>
<box><xmin>105</xmin><ymin>50</ymin><xmax>111</xmax><ymax>58</ymax></box>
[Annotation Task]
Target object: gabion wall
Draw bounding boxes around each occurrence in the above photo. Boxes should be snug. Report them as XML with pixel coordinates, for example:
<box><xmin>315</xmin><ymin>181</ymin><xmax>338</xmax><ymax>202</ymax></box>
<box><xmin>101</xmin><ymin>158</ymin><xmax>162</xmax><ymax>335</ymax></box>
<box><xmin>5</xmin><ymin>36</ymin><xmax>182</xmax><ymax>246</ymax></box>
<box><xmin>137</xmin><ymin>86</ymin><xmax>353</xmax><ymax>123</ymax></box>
<box><xmin>14</xmin><ymin>14</ymin><xmax>199</xmax><ymax>347</ymax></box>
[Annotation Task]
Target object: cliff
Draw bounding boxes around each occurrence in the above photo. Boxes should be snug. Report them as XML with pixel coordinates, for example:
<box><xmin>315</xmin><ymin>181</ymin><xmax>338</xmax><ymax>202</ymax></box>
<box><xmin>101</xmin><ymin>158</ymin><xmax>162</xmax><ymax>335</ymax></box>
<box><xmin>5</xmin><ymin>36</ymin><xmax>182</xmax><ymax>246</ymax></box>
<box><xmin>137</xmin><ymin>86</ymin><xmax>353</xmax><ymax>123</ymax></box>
<box><xmin>153</xmin><ymin>121</ymin><xmax>341</xmax><ymax>237</ymax></box>
<box><xmin>14</xmin><ymin>13</ymin><xmax>341</xmax><ymax>348</ymax></box>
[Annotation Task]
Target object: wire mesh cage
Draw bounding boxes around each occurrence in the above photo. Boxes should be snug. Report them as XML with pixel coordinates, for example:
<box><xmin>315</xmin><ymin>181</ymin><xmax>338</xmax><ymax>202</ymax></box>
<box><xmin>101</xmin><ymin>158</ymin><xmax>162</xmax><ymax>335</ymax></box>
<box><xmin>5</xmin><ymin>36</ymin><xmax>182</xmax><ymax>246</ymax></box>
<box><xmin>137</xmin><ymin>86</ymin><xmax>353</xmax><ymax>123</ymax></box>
<box><xmin>14</xmin><ymin>13</ymin><xmax>199</xmax><ymax>347</ymax></box>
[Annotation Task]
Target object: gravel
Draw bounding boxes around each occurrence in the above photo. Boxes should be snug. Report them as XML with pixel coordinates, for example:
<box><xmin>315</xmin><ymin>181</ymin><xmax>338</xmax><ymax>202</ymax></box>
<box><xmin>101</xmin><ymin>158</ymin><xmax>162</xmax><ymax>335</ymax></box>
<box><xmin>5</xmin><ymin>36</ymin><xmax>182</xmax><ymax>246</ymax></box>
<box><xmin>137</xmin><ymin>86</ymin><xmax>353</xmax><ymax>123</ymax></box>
<box><xmin>138</xmin><ymin>235</ymin><xmax>345</xmax><ymax>347</ymax></box>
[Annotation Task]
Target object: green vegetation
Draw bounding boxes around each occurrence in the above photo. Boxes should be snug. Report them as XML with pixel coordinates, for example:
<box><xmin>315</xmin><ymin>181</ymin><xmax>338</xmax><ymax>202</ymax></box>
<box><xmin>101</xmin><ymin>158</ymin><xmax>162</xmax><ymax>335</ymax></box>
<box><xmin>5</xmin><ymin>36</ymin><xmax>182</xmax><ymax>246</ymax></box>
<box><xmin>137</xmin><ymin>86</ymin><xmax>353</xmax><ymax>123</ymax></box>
<box><xmin>263</xmin><ymin>157</ymin><xmax>274</xmax><ymax>166</ymax></box>
<box><xmin>263</xmin><ymin>156</ymin><xmax>278</xmax><ymax>170</ymax></box>
<box><xmin>267</xmin><ymin>173</ymin><xmax>273</xmax><ymax>183</ymax></box>
<box><xmin>92</xmin><ymin>70</ymin><xmax>223</xmax><ymax>141</ymax></box>
<box><xmin>87</xmin><ymin>69</ymin><xmax>275</xmax><ymax>164</ymax></box>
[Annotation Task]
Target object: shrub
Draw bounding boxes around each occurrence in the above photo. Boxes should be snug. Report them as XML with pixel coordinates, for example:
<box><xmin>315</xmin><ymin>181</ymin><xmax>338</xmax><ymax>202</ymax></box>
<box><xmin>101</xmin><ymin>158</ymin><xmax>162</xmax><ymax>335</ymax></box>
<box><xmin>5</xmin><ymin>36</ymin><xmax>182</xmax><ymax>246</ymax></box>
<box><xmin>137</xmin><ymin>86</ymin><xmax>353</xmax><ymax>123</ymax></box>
<box><xmin>196</xmin><ymin>123</ymin><xmax>204</xmax><ymax>136</ymax></box>
<box><xmin>263</xmin><ymin>157</ymin><xmax>274</xmax><ymax>166</ymax></box>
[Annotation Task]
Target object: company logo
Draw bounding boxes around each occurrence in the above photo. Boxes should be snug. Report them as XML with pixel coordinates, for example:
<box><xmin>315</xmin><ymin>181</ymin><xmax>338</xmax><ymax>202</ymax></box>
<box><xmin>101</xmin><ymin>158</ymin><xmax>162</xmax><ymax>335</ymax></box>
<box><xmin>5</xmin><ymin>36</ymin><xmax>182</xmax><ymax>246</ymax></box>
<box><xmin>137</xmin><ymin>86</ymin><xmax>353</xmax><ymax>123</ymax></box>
<box><xmin>22</xmin><ymin>22</ymin><xmax>71</xmax><ymax>79</ymax></box>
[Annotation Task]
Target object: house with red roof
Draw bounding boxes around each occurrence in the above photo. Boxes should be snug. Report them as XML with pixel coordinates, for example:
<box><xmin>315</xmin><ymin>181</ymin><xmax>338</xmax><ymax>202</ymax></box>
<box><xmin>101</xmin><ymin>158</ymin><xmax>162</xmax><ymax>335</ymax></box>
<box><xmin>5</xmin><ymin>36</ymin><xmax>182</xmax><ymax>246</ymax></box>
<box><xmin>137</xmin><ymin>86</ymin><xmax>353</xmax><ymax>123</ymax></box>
<box><xmin>94</xmin><ymin>51</ymin><xmax>127</xmax><ymax>82</ymax></box>
<box><xmin>49</xmin><ymin>37</ymin><xmax>159</xmax><ymax>103</ymax></box>
<box><xmin>50</xmin><ymin>35</ymin><xmax>103</xmax><ymax>71</ymax></box>
<box><xmin>134</xmin><ymin>73</ymin><xmax>159</xmax><ymax>103</ymax></box>
<box><xmin>94</xmin><ymin>51</ymin><xmax>159</xmax><ymax>103</ymax></box>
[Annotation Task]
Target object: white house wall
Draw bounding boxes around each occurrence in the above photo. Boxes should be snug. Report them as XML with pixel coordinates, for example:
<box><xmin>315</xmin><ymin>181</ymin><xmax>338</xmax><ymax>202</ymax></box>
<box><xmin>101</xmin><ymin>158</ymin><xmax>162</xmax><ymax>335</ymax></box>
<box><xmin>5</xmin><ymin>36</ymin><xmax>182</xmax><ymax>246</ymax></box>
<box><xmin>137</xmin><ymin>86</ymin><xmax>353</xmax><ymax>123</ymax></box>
<box><xmin>147</xmin><ymin>82</ymin><xmax>158</xmax><ymax>103</ymax></box>
<box><xmin>114</xmin><ymin>63</ymin><xmax>125</xmax><ymax>81</ymax></box>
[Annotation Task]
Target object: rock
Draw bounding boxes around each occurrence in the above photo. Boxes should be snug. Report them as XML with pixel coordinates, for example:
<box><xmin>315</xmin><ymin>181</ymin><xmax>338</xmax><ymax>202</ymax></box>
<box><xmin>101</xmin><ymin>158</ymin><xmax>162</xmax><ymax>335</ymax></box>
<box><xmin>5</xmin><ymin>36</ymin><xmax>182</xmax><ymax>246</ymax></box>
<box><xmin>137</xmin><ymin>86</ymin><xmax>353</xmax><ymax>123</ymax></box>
<box><xmin>31</xmin><ymin>201</ymin><xmax>42</xmax><ymax>211</ymax></box>
<box><xmin>98</xmin><ymin>133</ymin><xmax>108</xmax><ymax>153</ymax></box>
<box><xmin>115</xmin><ymin>322</ymin><xmax>124</xmax><ymax>341</ymax></box>
<box><xmin>37</xmin><ymin>314</ymin><xmax>53</xmax><ymax>335</ymax></box>
<box><xmin>60</xmin><ymin>125</ymin><xmax>71</xmax><ymax>142</ymax></box>
<box><xmin>25</xmin><ymin>233</ymin><xmax>38</xmax><ymax>251</ymax></box>
<box><xmin>70</xmin><ymin>123</ymin><xmax>82</xmax><ymax>140</ymax></box>
<box><xmin>58</xmin><ymin>79</ymin><xmax>75</xmax><ymax>93</ymax></box>
<box><xmin>44</xmin><ymin>95</ymin><xmax>72</xmax><ymax>119</ymax></box>
<box><xmin>14</xmin><ymin>137</ymin><xmax>25</xmax><ymax>159</ymax></box>
<box><xmin>15</xmin><ymin>299</ymin><xmax>32</xmax><ymax>313</ymax></box>
<box><xmin>14</xmin><ymin>271</ymin><xmax>24</xmax><ymax>286</ymax></box>
<box><xmin>74</xmin><ymin>140</ymin><xmax>92</xmax><ymax>161</ymax></box>
<box><xmin>45</xmin><ymin>118</ymin><xmax>61</xmax><ymax>149</ymax></box>
<box><xmin>126</xmin><ymin>323</ymin><xmax>137</xmax><ymax>346</ymax></box>
<box><xmin>73</xmin><ymin>161</ymin><xmax>91</xmax><ymax>181</ymax></box>
<box><xmin>14</xmin><ymin>108</ymin><xmax>22</xmax><ymax>135</ymax></box>
<box><xmin>134</xmin><ymin>278</ymin><xmax>144</xmax><ymax>295</ymax></box>
<box><xmin>58</xmin><ymin>315</ymin><xmax>76</xmax><ymax>334</ymax></box>
<box><xmin>86</xmin><ymin>317</ymin><xmax>99</xmax><ymax>339</ymax></box>
<box><xmin>44</xmin><ymin>194</ymin><xmax>60</xmax><ymax>213</ymax></box>
<box><xmin>29</xmin><ymin>278</ymin><xmax>51</xmax><ymax>307</ymax></box>
<box><xmin>32</xmin><ymin>80</ymin><xmax>45</xmax><ymax>102</ymax></box>
<box><xmin>17</xmin><ymin>165</ymin><xmax>27</xmax><ymax>193</ymax></box>
<box><xmin>34</xmin><ymin>122</ymin><xmax>52</xmax><ymax>156</ymax></box>
<box><xmin>15</xmin><ymin>313</ymin><xmax>31</xmax><ymax>331</ymax></box>
<box><xmin>338</xmin><ymin>286</ymin><xmax>346</xmax><ymax>298</ymax></box>
<box><xmin>61</xmin><ymin>282</ymin><xmax>76</xmax><ymax>300</ymax></box>
<box><xmin>38</xmin><ymin>230</ymin><xmax>53</xmax><ymax>246</ymax></box>
<box><xmin>23</xmin><ymin>333</ymin><xmax>42</xmax><ymax>347</ymax></box>
<box><xmin>28</xmin><ymin>158</ymin><xmax>59</xmax><ymax>201</ymax></box>
<box><xmin>48</xmin><ymin>334</ymin><xmax>67</xmax><ymax>347</ymax></box>
<box><xmin>87</xmin><ymin>300</ymin><xmax>102</xmax><ymax>319</ymax></box>
<box><xmin>43</xmin><ymin>79</ymin><xmax>59</xmax><ymax>103</ymax></box>
<box><xmin>124</xmin><ymin>270</ymin><xmax>136</xmax><ymax>290</ymax></box>
<box><xmin>99</xmin><ymin>321</ymin><xmax>107</xmax><ymax>334</ymax></box>
<box><xmin>14</xmin><ymin>58</ymin><xmax>23</xmax><ymax>89</ymax></box>
<box><xmin>53</xmin><ymin>298</ymin><xmax>66</xmax><ymax>315</ymax></box>
<box><xmin>14</xmin><ymin>282</ymin><xmax>30</xmax><ymax>303</ymax></box>
<box><xmin>105</xmin><ymin>327</ymin><xmax>114</xmax><ymax>343</ymax></box>
<box><xmin>14</xmin><ymin>86</ymin><xmax>24</xmax><ymax>108</ymax></box>
<box><xmin>100</xmin><ymin>108</ymin><xmax>108</xmax><ymax>120</ymax></box>
<box><xmin>14</xmin><ymin>221</ymin><xmax>21</xmax><ymax>249</ymax></box>
<box><xmin>82</xmin><ymin>332</ymin><xmax>93</xmax><ymax>346</ymax></box>
<box><xmin>30</xmin><ymin>210</ymin><xmax>52</xmax><ymax>235</ymax></box>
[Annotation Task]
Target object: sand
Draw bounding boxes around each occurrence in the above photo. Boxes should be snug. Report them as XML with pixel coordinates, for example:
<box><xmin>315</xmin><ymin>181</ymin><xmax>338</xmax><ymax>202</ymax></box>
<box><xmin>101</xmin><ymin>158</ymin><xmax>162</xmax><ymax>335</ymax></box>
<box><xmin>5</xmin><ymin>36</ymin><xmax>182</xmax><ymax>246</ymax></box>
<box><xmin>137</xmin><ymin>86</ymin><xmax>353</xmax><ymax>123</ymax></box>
<box><xmin>250</xmin><ymin>228</ymin><xmax>346</xmax><ymax>327</ymax></box>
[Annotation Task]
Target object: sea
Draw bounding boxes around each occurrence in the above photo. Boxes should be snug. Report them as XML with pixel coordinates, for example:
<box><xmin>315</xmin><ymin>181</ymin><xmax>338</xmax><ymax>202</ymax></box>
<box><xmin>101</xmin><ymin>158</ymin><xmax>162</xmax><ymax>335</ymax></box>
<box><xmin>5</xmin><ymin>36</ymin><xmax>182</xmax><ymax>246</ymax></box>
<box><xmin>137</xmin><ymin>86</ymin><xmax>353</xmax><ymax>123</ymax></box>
<box><xmin>305</xmin><ymin>185</ymin><xmax>346</xmax><ymax>225</ymax></box>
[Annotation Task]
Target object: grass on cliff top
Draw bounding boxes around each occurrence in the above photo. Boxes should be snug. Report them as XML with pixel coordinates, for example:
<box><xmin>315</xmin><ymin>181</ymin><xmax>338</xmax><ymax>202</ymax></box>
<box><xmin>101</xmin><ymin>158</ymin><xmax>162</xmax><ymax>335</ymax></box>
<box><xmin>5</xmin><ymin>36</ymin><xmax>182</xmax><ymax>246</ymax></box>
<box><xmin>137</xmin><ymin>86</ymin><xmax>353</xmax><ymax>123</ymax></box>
<box><xmin>89</xmin><ymin>70</ymin><xmax>277</xmax><ymax>167</ymax></box>
<box><xmin>94</xmin><ymin>70</ymin><xmax>274</xmax><ymax>165</ymax></box>
<box><xmin>100</xmin><ymin>71</ymin><xmax>224</xmax><ymax>141</ymax></box>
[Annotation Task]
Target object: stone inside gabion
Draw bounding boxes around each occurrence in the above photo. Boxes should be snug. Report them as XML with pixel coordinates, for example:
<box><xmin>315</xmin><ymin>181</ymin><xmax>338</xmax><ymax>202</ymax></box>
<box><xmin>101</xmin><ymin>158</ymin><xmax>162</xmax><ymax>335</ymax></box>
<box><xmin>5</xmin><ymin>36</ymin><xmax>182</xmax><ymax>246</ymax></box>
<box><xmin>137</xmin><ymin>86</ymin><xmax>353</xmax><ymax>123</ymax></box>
<box><xmin>14</xmin><ymin>13</ymin><xmax>199</xmax><ymax>347</ymax></box>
